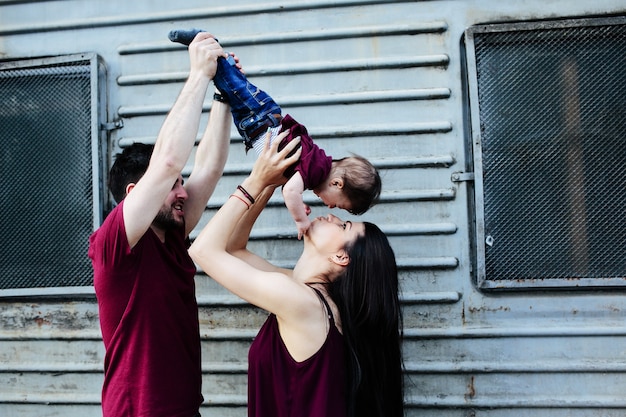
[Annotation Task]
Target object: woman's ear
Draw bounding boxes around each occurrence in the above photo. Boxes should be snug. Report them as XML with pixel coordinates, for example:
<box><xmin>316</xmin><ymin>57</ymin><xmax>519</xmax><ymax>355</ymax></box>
<box><xmin>329</xmin><ymin>249</ymin><xmax>350</xmax><ymax>267</ymax></box>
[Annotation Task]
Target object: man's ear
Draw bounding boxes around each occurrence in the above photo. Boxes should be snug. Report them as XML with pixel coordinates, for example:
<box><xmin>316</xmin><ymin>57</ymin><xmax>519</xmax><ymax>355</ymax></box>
<box><xmin>331</xmin><ymin>177</ymin><xmax>344</xmax><ymax>189</ymax></box>
<box><xmin>125</xmin><ymin>183</ymin><xmax>136</xmax><ymax>197</ymax></box>
<box><xmin>329</xmin><ymin>249</ymin><xmax>350</xmax><ymax>267</ymax></box>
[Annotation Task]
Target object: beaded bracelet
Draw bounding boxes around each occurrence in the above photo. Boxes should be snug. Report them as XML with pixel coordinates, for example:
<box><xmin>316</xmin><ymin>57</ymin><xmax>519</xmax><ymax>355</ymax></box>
<box><xmin>237</xmin><ymin>185</ymin><xmax>255</xmax><ymax>205</ymax></box>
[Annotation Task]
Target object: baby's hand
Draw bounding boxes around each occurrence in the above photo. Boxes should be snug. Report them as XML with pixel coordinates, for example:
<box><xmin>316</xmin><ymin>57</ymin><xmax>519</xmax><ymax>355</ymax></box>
<box><xmin>295</xmin><ymin>218</ymin><xmax>311</xmax><ymax>240</ymax></box>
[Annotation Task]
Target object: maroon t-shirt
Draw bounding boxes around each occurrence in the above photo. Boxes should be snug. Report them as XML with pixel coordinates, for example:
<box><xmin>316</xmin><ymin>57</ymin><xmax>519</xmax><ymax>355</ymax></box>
<box><xmin>279</xmin><ymin>114</ymin><xmax>332</xmax><ymax>190</ymax></box>
<box><xmin>88</xmin><ymin>201</ymin><xmax>202</xmax><ymax>417</ymax></box>
<box><xmin>247</xmin><ymin>293</ymin><xmax>347</xmax><ymax>417</ymax></box>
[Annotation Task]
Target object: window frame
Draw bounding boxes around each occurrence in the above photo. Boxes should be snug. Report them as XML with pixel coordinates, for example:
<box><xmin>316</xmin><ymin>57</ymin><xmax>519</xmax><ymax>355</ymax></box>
<box><xmin>464</xmin><ymin>16</ymin><xmax>626</xmax><ymax>291</ymax></box>
<box><xmin>0</xmin><ymin>53</ymin><xmax>107</xmax><ymax>298</ymax></box>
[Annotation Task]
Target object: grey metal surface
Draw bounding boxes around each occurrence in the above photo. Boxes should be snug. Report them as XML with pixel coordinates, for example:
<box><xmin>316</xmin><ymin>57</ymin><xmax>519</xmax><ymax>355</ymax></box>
<box><xmin>1</xmin><ymin>1</ymin><xmax>626</xmax><ymax>416</ymax></box>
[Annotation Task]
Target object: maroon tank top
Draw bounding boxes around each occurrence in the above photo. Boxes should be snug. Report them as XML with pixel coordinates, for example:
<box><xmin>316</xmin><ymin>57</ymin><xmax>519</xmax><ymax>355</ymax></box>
<box><xmin>247</xmin><ymin>286</ymin><xmax>347</xmax><ymax>417</ymax></box>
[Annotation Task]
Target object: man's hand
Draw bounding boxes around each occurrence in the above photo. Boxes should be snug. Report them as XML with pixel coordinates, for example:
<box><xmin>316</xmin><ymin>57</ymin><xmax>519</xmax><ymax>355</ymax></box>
<box><xmin>188</xmin><ymin>32</ymin><xmax>227</xmax><ymax>80</ymax></box>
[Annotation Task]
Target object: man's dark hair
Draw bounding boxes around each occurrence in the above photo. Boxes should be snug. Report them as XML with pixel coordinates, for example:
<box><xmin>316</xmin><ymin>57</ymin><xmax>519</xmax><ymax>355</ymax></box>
<box><xmin>108</xmin><ymin>143</ymin><xmax>154</xmax><ymax>203</ymax></box>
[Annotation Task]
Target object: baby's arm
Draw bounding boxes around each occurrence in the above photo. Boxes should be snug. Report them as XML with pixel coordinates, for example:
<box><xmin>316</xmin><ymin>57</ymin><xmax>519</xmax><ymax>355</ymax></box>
<box><xmin>282</xmin><ymin>172</ymin><xmax>311</xmax><ymax>240</ymax></box>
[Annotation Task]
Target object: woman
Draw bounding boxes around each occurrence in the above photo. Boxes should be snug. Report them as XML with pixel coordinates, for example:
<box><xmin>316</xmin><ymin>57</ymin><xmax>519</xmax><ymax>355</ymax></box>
<box><xmin>189</xmin><ymin>133</ymin><xmax>403</xmax><ymax>417</ymax></box>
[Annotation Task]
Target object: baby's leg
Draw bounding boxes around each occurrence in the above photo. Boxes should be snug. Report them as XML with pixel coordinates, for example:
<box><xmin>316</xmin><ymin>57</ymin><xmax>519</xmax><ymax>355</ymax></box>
<box><xmin>213</xmin><ymin>58</ymin><xmax>282</xmax><ymax>151</ymax></box>
<box><xmin>168</xmin><ymin>28</ymin><xmax>205</xmax><ymax>45</ymax></box>
<box><xmin>169</xmin><ymin>29</ymin><xmax>282</xmax><ymax>151</ymax></box>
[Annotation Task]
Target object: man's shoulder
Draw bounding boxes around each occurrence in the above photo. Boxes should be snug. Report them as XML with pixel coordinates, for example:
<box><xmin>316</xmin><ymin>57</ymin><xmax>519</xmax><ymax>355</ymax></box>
<box><xmin>94</xmin><ymin>202</ymin><xmax>124</xmax><ymax>233</ymax></box>
<box><xmin>89</xmin><ymin>202</ymin><xmax>126</xmax><ymax>249</ymax></box>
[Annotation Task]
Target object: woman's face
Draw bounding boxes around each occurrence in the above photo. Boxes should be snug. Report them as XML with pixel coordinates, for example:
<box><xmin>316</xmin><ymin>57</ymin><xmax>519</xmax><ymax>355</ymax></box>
<box><xmin>306</xmin><ymin>214</ymin><xmax>365</xmax><ymax>253</ymax></box>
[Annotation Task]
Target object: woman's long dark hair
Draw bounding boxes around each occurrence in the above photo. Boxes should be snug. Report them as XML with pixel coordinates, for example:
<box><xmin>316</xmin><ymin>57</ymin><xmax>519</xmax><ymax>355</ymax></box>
<box><xmin>329</xmin><ymin>222</ymin><xmax>404</xmax><ymax>417</ymax></box>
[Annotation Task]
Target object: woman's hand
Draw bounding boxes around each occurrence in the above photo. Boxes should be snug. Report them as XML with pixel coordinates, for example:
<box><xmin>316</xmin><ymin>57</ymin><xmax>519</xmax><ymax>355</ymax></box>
<box><xmin>248</xmin><ymin>131</ymin><xmax>301</xmax><ymax>190</ymax></box>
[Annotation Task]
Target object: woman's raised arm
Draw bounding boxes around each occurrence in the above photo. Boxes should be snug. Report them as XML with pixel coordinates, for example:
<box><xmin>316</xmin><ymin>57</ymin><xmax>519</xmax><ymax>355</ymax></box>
<box><xmin>189</xmin><ymin>134</ymin><xmax>301</xmax><ymax>310</ymax></box>
<box><xmin>225</xmin><ymin>184</ymin><xmax>292</xmax><ymax>273</ymax></box>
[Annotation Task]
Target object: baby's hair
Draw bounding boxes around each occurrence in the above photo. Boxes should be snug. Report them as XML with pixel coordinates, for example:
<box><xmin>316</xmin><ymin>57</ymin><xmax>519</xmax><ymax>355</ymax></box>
<box><xmin>334</xmin><ymin>155</ymin><xmax>381</xmax><ymax>215</ymax></box>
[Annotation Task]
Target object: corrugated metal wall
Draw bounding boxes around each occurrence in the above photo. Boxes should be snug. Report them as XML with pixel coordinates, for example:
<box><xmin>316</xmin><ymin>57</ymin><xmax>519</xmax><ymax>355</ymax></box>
<box><xmin>1</xmin><ymin>1</ymin><xmax>625</xmax><ymax>416</ymax></box>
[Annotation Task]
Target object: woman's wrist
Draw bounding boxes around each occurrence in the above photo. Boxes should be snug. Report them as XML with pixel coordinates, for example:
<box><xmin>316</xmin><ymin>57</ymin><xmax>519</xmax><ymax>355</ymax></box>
<box><xmin>235</xmin><ymin>185</ymin><xmax>254</xmax><ymax>204</ymax></box>
<box><xmin>229</xmin><ymin>181</ymin><xmax>277</xmax><ymax>212</ymax></box>
<box><xmin>239</xmin><ymin>177</ymin><xmax>265</xmax><ymax>203</ymax></box>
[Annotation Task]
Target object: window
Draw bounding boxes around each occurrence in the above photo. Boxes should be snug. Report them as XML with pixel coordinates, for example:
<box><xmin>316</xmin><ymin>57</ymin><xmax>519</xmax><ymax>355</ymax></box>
<box><xmin>464</xmin><ymin>17</ymin><xmax>626</xmax><ymax>289</ymax></box>
<box><xmin>0</xmin><ymin>53</ymin><xmax>107</xmax><ymax>295</ymax></box>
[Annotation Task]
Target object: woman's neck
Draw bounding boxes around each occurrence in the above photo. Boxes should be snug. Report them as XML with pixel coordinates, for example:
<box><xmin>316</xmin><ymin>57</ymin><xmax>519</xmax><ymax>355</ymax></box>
<box><xmin>292</xmin><ymin>256</ymin><xmax>333</xmax><ymax>286</ymax></box>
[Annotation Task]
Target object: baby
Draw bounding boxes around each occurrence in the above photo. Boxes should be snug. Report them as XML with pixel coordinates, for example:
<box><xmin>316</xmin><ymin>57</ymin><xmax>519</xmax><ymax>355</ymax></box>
<box><xmin>170</xmin><ymin>29</ymin><xmax>381</xmax><ymax>239</ymax></box>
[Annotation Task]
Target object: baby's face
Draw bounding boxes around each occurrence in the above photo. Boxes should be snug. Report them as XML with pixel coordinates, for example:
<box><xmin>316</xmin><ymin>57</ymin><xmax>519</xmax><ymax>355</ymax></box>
<box><xmin>314</xmin><ymin>187</ymin><xmax>353</xmax><ymax>212</ymax></box>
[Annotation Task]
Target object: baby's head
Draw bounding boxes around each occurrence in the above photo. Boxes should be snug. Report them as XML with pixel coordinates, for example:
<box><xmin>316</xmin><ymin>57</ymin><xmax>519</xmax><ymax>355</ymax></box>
<box><xmin>333</xmin><ymin>155</ymin><xmax>381</xmax><ymax>215</ymax></box>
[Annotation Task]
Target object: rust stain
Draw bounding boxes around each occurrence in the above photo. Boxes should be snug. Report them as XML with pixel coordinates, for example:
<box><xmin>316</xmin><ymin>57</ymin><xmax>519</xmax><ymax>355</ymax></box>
<box><xmin>461</xmin><ymin>301</ymin><xmax>466</xmax><ymax>325</ymax></box>
<box><xmin>465</xmin><ymin>375</ymin><xmax>476</xmax><ymax>400</ymax></box>
<box><xmin>468</xmin><ymin>305</ymin><xmax>510</xmax><ymax>314</ymax></box>
<box><xmin>34</xmin><ymin>316</ymin><xmax>51</xmax><ymax>327</ymax></box>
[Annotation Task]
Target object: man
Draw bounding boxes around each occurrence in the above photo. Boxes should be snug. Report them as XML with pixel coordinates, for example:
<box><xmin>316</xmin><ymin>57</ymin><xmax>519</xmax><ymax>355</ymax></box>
<box><xmin>88</xmin><ymin>32</ymin><xmax>231</xmax><ymax>417</ymax></box>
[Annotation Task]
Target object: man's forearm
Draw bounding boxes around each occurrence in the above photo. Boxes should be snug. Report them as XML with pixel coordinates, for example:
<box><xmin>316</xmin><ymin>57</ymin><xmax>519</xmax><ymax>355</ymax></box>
<box><xmin>193</xmin><ymin>97</ymin><xmax>231</xmax><ymax>177</ymax></box>
<box><xmin>152</xmin><ymin>71</ymin><xmax>211</xmax><ymax>172</ymax></box>
<box><xmin>183</xmin><ymin>97</ymin><xmax>232</xmax><ymax>233</ymax></box>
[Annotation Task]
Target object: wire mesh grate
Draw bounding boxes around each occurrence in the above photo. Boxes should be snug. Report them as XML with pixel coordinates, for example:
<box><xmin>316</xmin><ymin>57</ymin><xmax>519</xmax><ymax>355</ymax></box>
<box><xmin>0</xmin><ymin>59</ymin><xmax>96</xmax><ymax>289</ymax></box>
<box><xmin>473</xmin><ymin>20</ymin><xmax>626</xmax><ymax>282</ymax></box>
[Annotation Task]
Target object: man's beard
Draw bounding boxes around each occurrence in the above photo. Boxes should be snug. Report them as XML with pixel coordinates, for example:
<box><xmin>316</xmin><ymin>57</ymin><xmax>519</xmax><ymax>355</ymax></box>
<box><xmin>153</xmin><ymin>206</ymin><xmax>182</xmax><ymax>231</ymax></box>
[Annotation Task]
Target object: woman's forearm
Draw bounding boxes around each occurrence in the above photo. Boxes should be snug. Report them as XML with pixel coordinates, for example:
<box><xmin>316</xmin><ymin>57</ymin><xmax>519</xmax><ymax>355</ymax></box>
<box><xmin>225</xmin><ymin>185</ymin><xmax>291</xmax><ymax>273</ymax></box>
<box><xmin>190</xmin><ymin>134</ymin><xmax>301</xmax><ymax>271</ymax></box>
<box><xmin>191</xmin><ymin>186</ymin><xmax>250</xmax><ymax>260</ymax></box>
<box><xmin>226</xmin><ymin>185</ymin><xmax>276</xmax><ymax>253</ymax></box>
